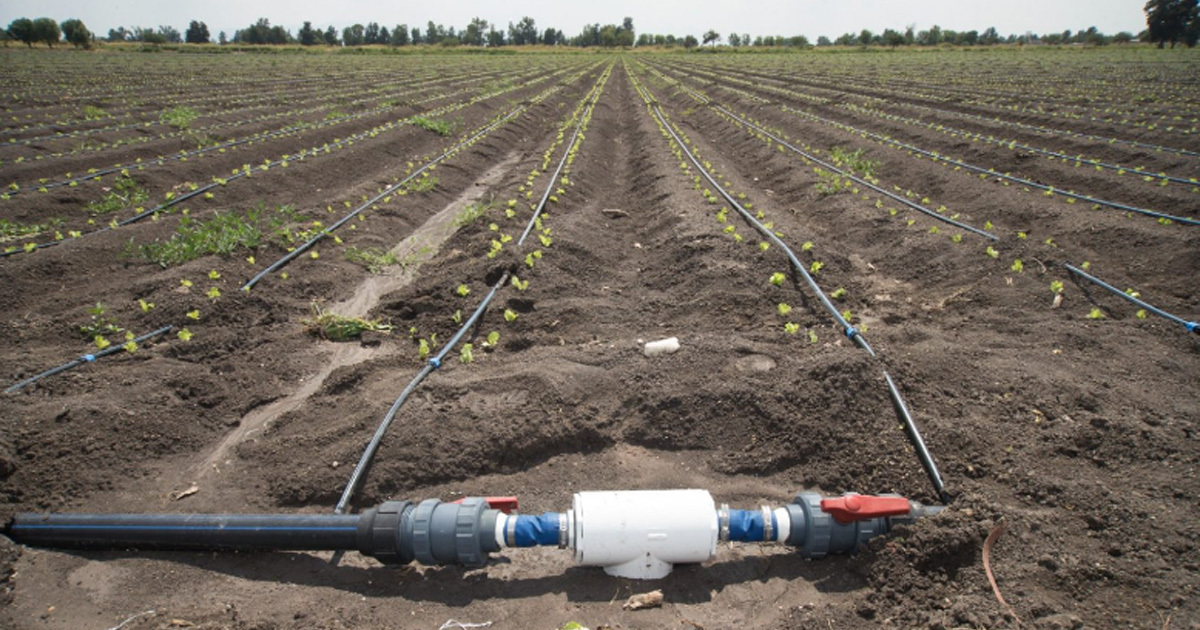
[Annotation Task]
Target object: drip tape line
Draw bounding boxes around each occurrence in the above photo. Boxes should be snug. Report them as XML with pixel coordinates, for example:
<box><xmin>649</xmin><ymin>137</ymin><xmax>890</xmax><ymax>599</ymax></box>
<box><xmin>1065</xmin><ymin>264</ymin><xmax>1199</xmax><ymax>334</ymax></box>
<box><xmin>5</xmin><ymin>325</ymin><xmax>174</xmax><ymax>394</ymax></box>
<box><xmin>332</xmin><ymin>66</ymin><xmax>612</xmax><ymax>520</ymax></box>
<box><xmin>636</xmin><ymin>74</ymin><xmax>947</xmax><ymax>502</ymax></box>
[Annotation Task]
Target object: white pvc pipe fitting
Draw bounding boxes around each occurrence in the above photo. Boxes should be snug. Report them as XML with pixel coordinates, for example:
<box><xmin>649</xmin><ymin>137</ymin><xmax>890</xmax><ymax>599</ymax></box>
<box><xmin>571</xmin><ymin>489</ymin><xmax>717</xmax><ymax>579</ymax></box>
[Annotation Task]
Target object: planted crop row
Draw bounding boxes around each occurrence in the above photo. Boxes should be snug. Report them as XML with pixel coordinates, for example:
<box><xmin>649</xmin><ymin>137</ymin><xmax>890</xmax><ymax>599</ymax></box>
<box><xmin>650</xmin><ymin>61</ymin><xmax>1200</xmax><ymax>227</ymax></box>
<box><xmin>1</xmin><ymin>62</ymin><xmax>587</xmax><ymax>256</ymax></box>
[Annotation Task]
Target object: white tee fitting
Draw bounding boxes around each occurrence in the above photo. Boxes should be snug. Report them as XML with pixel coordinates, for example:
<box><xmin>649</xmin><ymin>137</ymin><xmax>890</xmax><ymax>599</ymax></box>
<box><xmin>570</xmin><ymin>489</ymin><xmax>717</xmax><ymax>579</ymax></box>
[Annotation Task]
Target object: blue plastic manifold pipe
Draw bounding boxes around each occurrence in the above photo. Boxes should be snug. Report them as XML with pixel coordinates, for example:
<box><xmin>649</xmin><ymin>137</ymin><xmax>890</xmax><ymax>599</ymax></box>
<box><xmin>5</xmin><ymin>325</ymin><xmax>174</xmax><ymax>394</ymax></box>
<box><xmin>1065</xmin><ymin>264</ymin><xmax>1199</xmax><ymax>334</ymax></box>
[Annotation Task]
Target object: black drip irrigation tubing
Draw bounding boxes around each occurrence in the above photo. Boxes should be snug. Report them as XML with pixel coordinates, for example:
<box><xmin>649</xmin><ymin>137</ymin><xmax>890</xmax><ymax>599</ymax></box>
<box><xmin>5</xmin><ymin>325</ymin><xmax>174</xmax><ymax>394</ymax></box>
<box><xmin>775</xmin><ymin>104</ymin><xmax>1200</xmax><ymax>228</ymax></box>
<box><xmin>1065</xmin><ymin>264</ymin><xmax>1199</xmax><ymax>335</ymax></box>
<box><xmin>1</xmin><ymin>67</ymin><xmax>532</xmax><ymax>197</ymax></box>
<box><xmin>636</xmin><ymin>77</ymin><xmax>948</xmax><ymax>503</ymax></box>
<box><xmin>665</xmin><ymin>58</ymin><xmax>1200</xmax><ymax>162</ymax></box>
<box><xmin>655</xmin><ymin>71</ymin><xmax>997</xmax><ymax>241</ymax></box>
<box><xmin>333</xmin><ymin>66</ymin><xmax>611</xmax><ymax>520</ymax></box>
<box><xmin>755</xmin><ymin>66</ymin><xmax>1200</xmax><ymax>159</ymax></box>
<box><xmin>842</xmin><ymin>103</ymin><xmax>1200</xmax><ymax>187</ymax></box>
<box><xmin>0</xmin><ymin>68</ymin><xmax>532</xmax><ymax>198</ymax></box>
<box><xmin>1</xmin><ymin>67</ymin><xmax>576</xmax><ymax>260</ymax></box>
<box><xmin>239</xmin><ymin>66</ymin><xmax>591</xmax><ymax>291</ymax></box>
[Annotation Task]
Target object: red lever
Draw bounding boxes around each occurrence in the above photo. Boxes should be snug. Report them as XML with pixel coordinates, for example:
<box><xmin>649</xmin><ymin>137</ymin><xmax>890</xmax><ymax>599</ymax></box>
<box><xmin>450</xmin><ymin>496</ymin><xmax>519</xmax><ymax>514</ymax></box>
<box><xmin>820</xmin><ymin>495</ymin><xmax>911</xmax><ymax>524</ymax></box>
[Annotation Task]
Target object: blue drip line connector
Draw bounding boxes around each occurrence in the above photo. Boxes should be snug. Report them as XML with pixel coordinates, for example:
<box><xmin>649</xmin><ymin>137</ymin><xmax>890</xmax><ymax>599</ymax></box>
<box><xmin>1188</xmin><ymin>321</ymin><xmax>1198</xmax><ymax>334</ymax></box>
<box><xmin>81</xmin><ymin>354</ymin><xmax>96</xmax><ymax>363</ymax></box>
<box><xmin>726</xmin><ymin>509</ymin><xmax>778</xmax><ymax>542</ymax></box>
<box><xmin>428</xmin><ymin>357</ymin><xmax>441</xmax><ymax>370</ymax></box>
<box><xmin>510</xmin><ymin>514</ymin><xmax>563</xmax><ymax>547</ymax></box>
<box><xmin>844</xmin><ymin>326</ymin><xmax>858</xmax><ymax>340</ymax></box>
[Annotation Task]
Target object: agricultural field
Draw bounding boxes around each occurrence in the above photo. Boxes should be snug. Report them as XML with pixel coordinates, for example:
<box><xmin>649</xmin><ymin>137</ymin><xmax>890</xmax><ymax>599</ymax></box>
<box><xmin>1</xmin><ymin>46</ymin><xmax>1198</xmax><ymax>629</ymax></box>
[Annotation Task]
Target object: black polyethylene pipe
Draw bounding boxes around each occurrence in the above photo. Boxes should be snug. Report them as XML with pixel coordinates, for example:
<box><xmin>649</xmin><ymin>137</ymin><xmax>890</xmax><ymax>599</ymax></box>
<box><xmin>638</xmin><ymin>75</ymin><xmax>948</xmax><ymax>503</ymax></box>
<box><xmin>7</xmin><ymin>513</ymin><xmax>360</xmax><ymax>551</ymax></box>
<box><xmin>5</xmin><ymin>325</ymin><xmax>174</xmax><ymax>394</ymax></box>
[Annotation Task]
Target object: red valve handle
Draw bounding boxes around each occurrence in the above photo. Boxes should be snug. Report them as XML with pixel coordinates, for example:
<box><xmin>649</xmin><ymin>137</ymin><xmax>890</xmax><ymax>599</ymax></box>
<box><xmin>820</xmin><ymin>495</ymin><xmax>911</xmax><ymax>524</ymax></box>
<box><xmin>450</xmin><ymin>496</ymin><xmax>519</xmax><ymax>514</ymax></box>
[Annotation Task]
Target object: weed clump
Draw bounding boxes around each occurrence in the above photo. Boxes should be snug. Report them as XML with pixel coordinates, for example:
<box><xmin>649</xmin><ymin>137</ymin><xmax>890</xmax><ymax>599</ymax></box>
<box><xmin>344</xmin><ymin>246</ymin><xmax>397</xmax><ymax>273</ymax></box>
<box><xmin>133</xmin><ymin>203</ymin><xmax>305</xmax><ymax>267</ymax></box>
<box><xmin>160</xmin><ymin>106</ymin><xmax>199</xmax><ymax>130</ymax></box>
<box><xmin>410</xmin><ymin>116</ymin><xmax>454</xmax><ymax>136</ymax></box>
<box><xmin>86</xmin><ymin>175</ymin><xmax>148</xmax><ymax>215</ymax></box>
<box><xmin>303</xmin><ymin>305</ymin><xmax>393</xmax><ymax>341</ymax></box>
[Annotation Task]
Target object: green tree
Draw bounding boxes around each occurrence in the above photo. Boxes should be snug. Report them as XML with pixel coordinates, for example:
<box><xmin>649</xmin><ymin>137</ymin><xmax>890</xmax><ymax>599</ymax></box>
<box><xmin>392</xmin><ymin>24</ymin><xmax>410</xmax><ymax>46</ymax></box>
<box><xmin>858</xmin><ymin>28</ymin><xmax>873</xmax><ymax>46</ymax></box>
<box><xmin>463</xmin><ymin>17</ymin><xmax>488</xmax><ymax>45</ymax></box>
<box><xmin>323</xmin><ymin>26</ymin><xmax>337</xmax><ymax>46</ymax></box>
<box><xmin>684</xmin><ymin>34</ymin><xmax>699</xmax><ymax>48</ymax></box>
<box><xmin>1145</xmin><ymin>0</ymin><xmax>1199</xmax><ymax>47</ymax></box>
<box><xmin>185</xmin><ymin>20</ymin><xmax>210</xmax><ymax>44</ymax></box>
<box><xmin>60</xmin><ymin>19</ymin><xmax>91</xmax><ymax>48</ymax></box>
<box><xmin>298</xmin><ymin>21</ymin><xmax>318</xmax><ymax>45</ymax></box>
<box><xmin>10</xmin><ymin>18</ymin><xmax>35</xmax><ymax>47</ymax></box>
<box><xmin>32</xmin><ymin>17</ymin><xmax>61</xmax><ymax>47</ymax></box>
<box><xmin>703</xmin><ymin>29</ymin><xmax>721</xmax><ymax>46</ymax></box>
<box><xmin>508</xmin><ymin>17</ymin><xmax>537</xmax><ymax>45</ymax></box>
<box><xmin>342</xmin><ymin>24</ymin><xmax>364</xmax><ymax>46</ymax></box>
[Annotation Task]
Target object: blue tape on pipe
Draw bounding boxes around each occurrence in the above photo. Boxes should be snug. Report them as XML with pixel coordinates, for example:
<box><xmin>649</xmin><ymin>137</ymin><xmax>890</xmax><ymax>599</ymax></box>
<box><xmin>512</xmin><ymin>513</ymin><xmax>561</xmax><ymax>547</ymax></box>
<box><xmin>727</xmin><ymin>509</ymin><xmax>765</xmax><ymax>542</ymax></box>
<box><xmin>82</xmin><ymin>354</ymin><xmax>96</xmax><ymax>362</ymax></box>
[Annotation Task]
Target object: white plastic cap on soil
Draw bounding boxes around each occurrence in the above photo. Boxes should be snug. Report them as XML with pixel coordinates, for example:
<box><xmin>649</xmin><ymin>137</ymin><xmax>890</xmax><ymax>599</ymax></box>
<box><xmin>642</xmin><ymin>337</ymin><xmax>680</xmax><ymax>357</ymax></box>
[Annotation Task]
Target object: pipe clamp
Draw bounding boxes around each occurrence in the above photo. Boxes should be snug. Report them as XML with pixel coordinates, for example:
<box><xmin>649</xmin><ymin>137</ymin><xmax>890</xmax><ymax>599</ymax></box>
<box><xmin>761</xmin><ymin>506</ymin><xmax>774</xmax><ymax>542</ymax></box>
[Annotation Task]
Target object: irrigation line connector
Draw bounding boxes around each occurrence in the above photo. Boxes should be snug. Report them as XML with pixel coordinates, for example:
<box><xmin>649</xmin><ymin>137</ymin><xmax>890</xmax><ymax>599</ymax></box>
<box><xmin>1065</xmin><ymin>263</ymin><xmax>1199</xmax><ymax>335</ymax></box>
<box><xmin>6</xmin><ymin>325</ymin><xmax>175</xmax><ymax>394</ymax></box>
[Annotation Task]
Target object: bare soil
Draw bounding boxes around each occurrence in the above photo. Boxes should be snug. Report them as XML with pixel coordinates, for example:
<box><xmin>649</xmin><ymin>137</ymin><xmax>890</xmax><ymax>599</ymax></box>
<box><xmin>1</xmin><ymin>50</ymin><xmax>1198</xmax><ymax>630</ymax></box>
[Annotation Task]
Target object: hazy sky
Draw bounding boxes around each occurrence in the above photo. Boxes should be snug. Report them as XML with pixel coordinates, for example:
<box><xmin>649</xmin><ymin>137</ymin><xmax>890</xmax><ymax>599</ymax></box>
<box><xmin>1</xmin><ymin>1</ymin><xmax>1147</xmax><ymax>41</ymax></box>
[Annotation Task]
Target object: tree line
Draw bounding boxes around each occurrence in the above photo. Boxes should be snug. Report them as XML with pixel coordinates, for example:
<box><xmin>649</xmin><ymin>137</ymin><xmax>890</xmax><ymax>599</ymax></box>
<box><xmin>4</xmin><ymin>2</ymin><xmax>1198</xmax><ymax>50</ymax></box>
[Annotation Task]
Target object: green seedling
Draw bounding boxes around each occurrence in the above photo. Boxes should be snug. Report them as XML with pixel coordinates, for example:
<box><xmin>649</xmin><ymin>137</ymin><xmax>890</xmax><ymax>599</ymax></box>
<box><xmin>460</xmin><ymin>343</ymin><xmax>475</xmax><ymax>364</ymax></box>
<box><xmin>456</xmin><ymin>284</ymin><xmax>471</xmax><ymax>298</ymax></box>
<box><xmin>830</xmin><ymin>287</ymin><xmax>847</xmax><ymax>300</ymax></box>
<box><xmin>777</xmin><ymin>303</ymin><xmax>792</xmax><ymax>316</ymax></box>
<box><xmin>1011</xmin><ymin>259</ymin><xmax>1024</xmax><ymax>273</ymax></box>
<box><xmin>784</xmin><ymin>322</ymin><xmax>800</xmax><ymax>335</ymax></box>
<box><xmin>1050</xmin><ymin>280</ymin><xmax>1064</xmax><ymax>294</ymax></box>
<box><xmin>986</xmin><ymin>246</ymin><xmax>1000</xmax><ymax>259</ymax></box>
<box><xmin>769</xmin><ymin>272</ymin><xmax>786</xmax><ymax>286</ymax></box>
<box><xmin>504</xmin><ymin>309</ymin><xmax>518</xmax><ymax>323</ymax></box>
<box><xmin>1087</xmin><ymin>308</ymin><xmax>1105</xmax><ymax>320</ymax></box>
<box><xmin>303</xmin><ymin>305</ymin><xmax>393</xmax><ymax>342</ymax></box>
